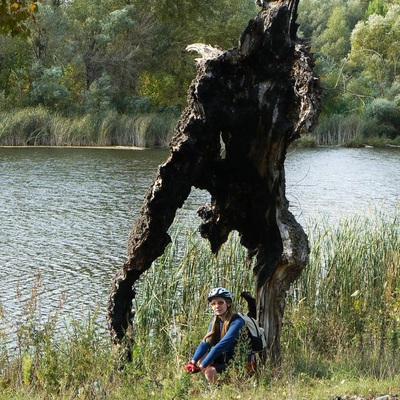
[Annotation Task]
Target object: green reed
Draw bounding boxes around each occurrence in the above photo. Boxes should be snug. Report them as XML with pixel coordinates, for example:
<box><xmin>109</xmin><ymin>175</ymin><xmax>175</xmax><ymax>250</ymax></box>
<box><xmin>0</xmin><ymin>107</ymin><xmax>52</xmax><ymax>146</ymax></box>
<box><xmin>131</xmin><ymin>210</ymin><xmax>400</xmax><ymax>378</ymax></box>
<box><xmin>0</xmin><ymin>211</ymin><xmax>398</xmax><ymax>398</ymax></box>
<box><xmin>312</xmin><ymin>114</ymin><xmax>364</xmax><ymax>146</ymax></box>
<box><xmin>132</xmin><ymin>227</ymin><xmax>254</xmax><ymax>363</ymax></box>
<box><xmin>310</xmin><ymin>113</ymin><xmax>400</xmax><ymax>147</ymax></box>
<box><xmin>285</xmin><ymin>210</ymin><xmax>400</xmax><ymax>376</ymax></box>
<box><xmin>133</xmin><ymin>210</ymin><xmax>399</xmax><ymax>376</ymax></box>
<box><xmin>3</xmin><ymin>107</ymin><xmax>400</xmax><ymax>148</ymax></box>
<box><xmin>0</xmin><ymin>108</ymin><xmax>178</xmax><ymax>147</ymax></box>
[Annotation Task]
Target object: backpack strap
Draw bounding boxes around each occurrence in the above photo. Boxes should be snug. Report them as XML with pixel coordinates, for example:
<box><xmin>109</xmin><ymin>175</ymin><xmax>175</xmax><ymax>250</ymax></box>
<box><xmin>238</xmin><ymin>312</ymin><xmax>262</xmax><ymax>336</ymax></box>
<box><xmin>229</xmin><ymin>313</ymin><xmax>242</xmax><ymax>326</ymax></box>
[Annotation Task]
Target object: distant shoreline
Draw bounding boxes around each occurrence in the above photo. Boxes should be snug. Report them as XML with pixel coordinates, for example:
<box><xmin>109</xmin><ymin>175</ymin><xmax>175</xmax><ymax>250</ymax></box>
<box><xmin>0</xmin><ymin>145</ymin><xmax>147</xmax><ymax>150</ymax></box>
<box><xmin>2</xmin><ymin>142</ymin><xmax>400</xmax><ymax>150</ymax></box>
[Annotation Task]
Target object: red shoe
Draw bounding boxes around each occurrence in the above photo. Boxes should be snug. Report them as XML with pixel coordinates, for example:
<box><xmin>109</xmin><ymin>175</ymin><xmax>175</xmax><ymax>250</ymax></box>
<box><xmin>246</xmin><ymin>360</ymin><xmax>256</xmax><ymax>375</ymax></box>
<box><xmin>184</xmin><ymin>363</ymin><xmax>200</xmax><ymax>373</ymax></box>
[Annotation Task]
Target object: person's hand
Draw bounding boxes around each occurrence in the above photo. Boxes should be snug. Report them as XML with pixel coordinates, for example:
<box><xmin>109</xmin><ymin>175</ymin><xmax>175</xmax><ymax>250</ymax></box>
<box><xmin>183</xmin><ymin>362</ymin><xmax>200</xmax><ymax>373</ymax></box>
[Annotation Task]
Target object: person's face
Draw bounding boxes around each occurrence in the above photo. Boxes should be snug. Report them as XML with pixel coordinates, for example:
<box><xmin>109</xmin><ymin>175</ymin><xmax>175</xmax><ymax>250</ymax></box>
<box><xmin>209</xmin><ymin>297</ymin><xmax>229</xmax><ymax>316</ymax></box>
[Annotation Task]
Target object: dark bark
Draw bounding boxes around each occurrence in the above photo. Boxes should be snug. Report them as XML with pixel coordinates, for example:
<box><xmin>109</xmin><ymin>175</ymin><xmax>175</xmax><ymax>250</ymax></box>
<box><xmin>107</xmin><ymin>0</ymin><xmax>321</xmax><ymax>364</ymax></box>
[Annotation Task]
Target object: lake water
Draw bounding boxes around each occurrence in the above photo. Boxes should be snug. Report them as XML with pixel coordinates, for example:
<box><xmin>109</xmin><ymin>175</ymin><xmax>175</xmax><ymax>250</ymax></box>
<box><xmin>0</xmin><ymin>146</ymin><xmax>399</xmax><ymax>341</ymax></box>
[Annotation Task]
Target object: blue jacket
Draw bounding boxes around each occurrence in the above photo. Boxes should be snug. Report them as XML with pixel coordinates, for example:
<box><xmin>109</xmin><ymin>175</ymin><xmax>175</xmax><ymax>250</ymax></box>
<box><xmin>192</xmin><ymin>314</ymin><xmax>244</xmax><ymax>368</ymax></box>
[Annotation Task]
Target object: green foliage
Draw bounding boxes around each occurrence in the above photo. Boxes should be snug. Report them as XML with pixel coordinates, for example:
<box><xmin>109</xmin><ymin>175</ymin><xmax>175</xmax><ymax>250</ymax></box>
<box><xmin>84</xmin><ymin>73</ymin><xmax>115</xmax><ymax>114</ymax></box>
<box><xmin>0</xmin><ymin>35</ymin><xmax>32</xmax><ymax>95</ymax></box>
<box><xmin>30</xmin><ymin>65</ymin><xmax>70</xmax><ymax>110</ymax></box>
<box><xmin>315</xmin><ymin>5</ymin><xmax>351</xmax><ymax>62</ymax></box>
<box><xmin>364</xmin><ymin>98</ymin><xmax>400</xmax><ymax>138</ymax></box>
<box><xmin>1</xmin><ymin>0</ymin><xmax>400</xmax><ymax>145</ymax></box>
<box><xmin>0</xmin><ymin>0</ymin><xmax>256</xmax><ymax>119</ymax></box>
<box><xmin>297</xmin><ymin>0</ymin><xmax>335</xmax><ymax>41</ymax></box>
<box><xmin>365</xmin><ymin>0</ymin><xmax>388</xmax><ymax>17</ymax></box>
<box><xmin>0</xmin><ymin>0</ymin><xmax>38</xmax><ymax>37</ymax></box>
<box><xmin>315</xmin><ymin>56</ymin><xmax>357</xmax><ymax>116</ymax></box>
<box><xmin>347</xmin><ymin>6</ymin><xmax>400</xmax><ymax>98</ymax></box>
<box><xmin>310</xmin><ymin>109</ymin><xmax>400</xmax><ymax>145</ymax></box>
<box><xmin>299</xmin><ymin>0</ymin><xmax>400</xmax><ymax>138</ymax></box>
<box><xmin>137</xmin><ymin>71</ymin><xmax>182</xmax><ymax>108</ymax></box>
<box><xmin>290</xmin><ymin>134</ymin><xmax>318</xmax><ymax>148</ymax></box>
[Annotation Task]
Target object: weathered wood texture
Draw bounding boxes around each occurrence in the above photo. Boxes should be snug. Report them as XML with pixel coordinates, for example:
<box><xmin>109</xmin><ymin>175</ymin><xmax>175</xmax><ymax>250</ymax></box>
<box><xmin>107</xmin><ymin>0</ymin><xmax>321</xmax><ymax>364</ymax></box>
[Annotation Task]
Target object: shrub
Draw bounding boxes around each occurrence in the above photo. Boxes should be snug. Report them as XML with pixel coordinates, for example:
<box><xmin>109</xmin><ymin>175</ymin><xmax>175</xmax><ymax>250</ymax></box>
<box><xmin>30</xmin><ymin>66</ymin><xmax>71</xmax><ymax>111</ymax></box>
<box><xmin>364</xmin><ymin>98</ymin><xmax>400</xmax><ymax>139</ymax></box>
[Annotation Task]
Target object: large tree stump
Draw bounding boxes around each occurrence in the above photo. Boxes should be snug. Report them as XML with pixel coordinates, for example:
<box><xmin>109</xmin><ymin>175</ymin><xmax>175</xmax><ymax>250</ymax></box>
<box><xmin>107</xmin><ymin>0</ymin><xmax>321</xmax><ymax>365</ymax></box>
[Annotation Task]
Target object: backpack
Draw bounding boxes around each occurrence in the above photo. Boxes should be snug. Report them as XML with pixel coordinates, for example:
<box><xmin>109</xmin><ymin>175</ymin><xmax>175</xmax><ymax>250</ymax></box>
<box><xmin>237</xmin><ymin>313</ymin><xmax>267</xmax><ymax>353</ymax></box>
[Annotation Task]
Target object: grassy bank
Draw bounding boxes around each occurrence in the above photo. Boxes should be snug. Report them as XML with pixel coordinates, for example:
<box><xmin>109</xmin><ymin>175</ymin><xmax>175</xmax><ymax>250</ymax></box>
<box><xmin>2</xmin><ymin>107</ymin><xmax>400</xmax><ymax>150</ymax></box>
<box><xmin>292</xmin><ymin>113</ymin><xmax>400</xmax><ymax>148</ymax></box>
<box><xmin>0</xmin><ymin>108</ymin><xmax>179</xmax><ymax>148</ymax></box>
<box><xmin>0</xmin><ymin>212</ymin><xmax>399</xmax><ymax>399</ymax></box>
<box><xmin>293</xmin><ymin>134</ymin><xmax>400</xmax><ymax>149</ymax></box>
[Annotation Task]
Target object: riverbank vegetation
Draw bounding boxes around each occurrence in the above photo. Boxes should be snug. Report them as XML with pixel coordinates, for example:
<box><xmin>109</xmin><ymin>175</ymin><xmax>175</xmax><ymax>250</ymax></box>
<box><xmin>1</xmin><ymin>211</ymin><xmax>399</xmax><ymax>399</ymax></box>
<box><xmin>0</xmin><ymin>0</ymin><xmax>400</xmax><ymax>147</ymax></box>
<box><xmin>0</xmin><ymin>106</ymin><xmax>178</xmax><ymax>147</ymax></box>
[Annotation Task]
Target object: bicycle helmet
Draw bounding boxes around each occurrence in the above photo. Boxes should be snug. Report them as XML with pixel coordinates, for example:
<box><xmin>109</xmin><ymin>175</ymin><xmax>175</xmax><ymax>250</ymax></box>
<box><xmin>207</xmin><ymin>287</ymin><xmax>233</xmax><ymax>302</ymax></box>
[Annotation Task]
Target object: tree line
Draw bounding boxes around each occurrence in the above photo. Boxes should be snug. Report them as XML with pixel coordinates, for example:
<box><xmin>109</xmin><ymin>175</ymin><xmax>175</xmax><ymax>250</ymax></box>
<box><xmin>0</xmin><ymin>0</ymin><xmax>399</xmax><ymax>146</ymax></box>
<box><xmin>298</xmin><ymin>0</ymin><xmax>400</xmax><ymax>144</ymax></box>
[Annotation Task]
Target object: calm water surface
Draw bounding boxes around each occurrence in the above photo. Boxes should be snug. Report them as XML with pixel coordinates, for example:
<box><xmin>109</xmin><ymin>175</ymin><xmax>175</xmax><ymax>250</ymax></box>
<box><xmin>0</xmin><ymin>146</ymin><xmax>399</xmax><ymax>340</ymax></box>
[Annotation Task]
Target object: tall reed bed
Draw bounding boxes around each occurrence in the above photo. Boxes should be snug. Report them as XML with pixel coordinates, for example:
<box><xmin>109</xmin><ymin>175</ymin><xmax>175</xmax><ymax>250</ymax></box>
<box><xmin>0</xmin><ymin>107</ymin><xmax>53</xmax><ymax>146</ymax></box>
<box><xmin>0</xmin><ymin>108</ymin><xmax>179</xmax><ymax>147</ymax></box>
<box><xmin>312</xmin><ymin>114</ymin><xmax>366</xmax><ymax>145</ymax></box>
<box><xmin>285</xmin><ymin>210</ymin><xmax>400</xmax><ymax>376</ymax></box>
<box><xmin>311</xmin><ymin>113</ymin><xmax>400</xmax><ymax>147</ymax></box>
<box><xmin>132</xmin><ymin>210</ymin><xmax>399</xmax><ymax>377</ymax></box>
<box><xmin>0</xmin><ymin>211</ymin><xmax>398</xmax><ymax>398</ymax></box>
